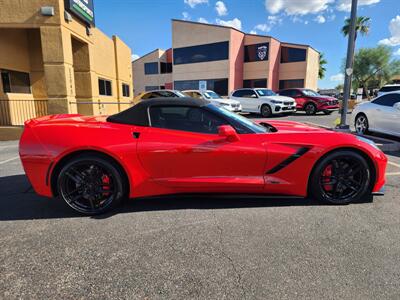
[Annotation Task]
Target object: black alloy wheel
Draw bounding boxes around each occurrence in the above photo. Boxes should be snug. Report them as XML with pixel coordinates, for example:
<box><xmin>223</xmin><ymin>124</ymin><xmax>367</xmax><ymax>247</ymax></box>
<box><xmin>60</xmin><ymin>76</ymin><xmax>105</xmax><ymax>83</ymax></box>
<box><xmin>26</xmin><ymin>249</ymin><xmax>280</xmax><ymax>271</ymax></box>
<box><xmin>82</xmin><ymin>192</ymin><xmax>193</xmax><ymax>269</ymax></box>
<box><xmin>310</xmin><ymin>151</ymin><xmax>372</xmax><ymax>204</ymax></box>
<box><xmin>304</xmin><ymin>103</ymin><xmax>317</xmax><ymax>115</ymax></box>
<box><xmin>58</xmin><ymin>155</ymin><xmax>125</xmax><ymax>215</ymax></box>
<box><xmin>261</xmin><ymin>104</ymin><xmax>272</xmax><ymax>117</ymax></box>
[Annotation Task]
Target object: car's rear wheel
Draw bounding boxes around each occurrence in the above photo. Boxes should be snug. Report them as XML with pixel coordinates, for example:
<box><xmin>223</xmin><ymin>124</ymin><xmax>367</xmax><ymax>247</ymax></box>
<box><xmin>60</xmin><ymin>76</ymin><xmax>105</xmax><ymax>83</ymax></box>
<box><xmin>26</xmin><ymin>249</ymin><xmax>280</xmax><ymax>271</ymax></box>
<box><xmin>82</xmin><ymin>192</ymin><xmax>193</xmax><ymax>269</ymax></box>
<box><xmin>355</xmin><ymin>114</ymin><xmax>369</xmax><ymax>135</ymax></box>
<box><xmin>57</xmin><ymin>155</ymin><xmax>125</xmax><ymax>215</ymax></box>
<box><xmin>260</xmin><ymin>104</ymin><xmax>272</xmax><ymax>117</ymax></box>
<box><xmin>309</xmin><ymin>151</ymin><xmax>372</xmax><ymax>204</ymax></box>
<box><xmin>304</xmin><ymin>102</ymin><xmax>317</xmax><ymax>115</ymax></box>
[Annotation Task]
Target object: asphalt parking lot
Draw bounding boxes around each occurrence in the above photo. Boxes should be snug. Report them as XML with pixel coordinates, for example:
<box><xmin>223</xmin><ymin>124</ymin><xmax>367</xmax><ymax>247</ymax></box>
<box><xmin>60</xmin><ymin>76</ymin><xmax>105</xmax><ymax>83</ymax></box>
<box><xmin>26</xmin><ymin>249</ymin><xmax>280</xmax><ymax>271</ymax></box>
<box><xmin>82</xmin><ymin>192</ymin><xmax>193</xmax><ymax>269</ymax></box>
<box><xmin>1</xmin><ymin>114</ymin><xmax>400</xmax><ymax>299</ymax></box>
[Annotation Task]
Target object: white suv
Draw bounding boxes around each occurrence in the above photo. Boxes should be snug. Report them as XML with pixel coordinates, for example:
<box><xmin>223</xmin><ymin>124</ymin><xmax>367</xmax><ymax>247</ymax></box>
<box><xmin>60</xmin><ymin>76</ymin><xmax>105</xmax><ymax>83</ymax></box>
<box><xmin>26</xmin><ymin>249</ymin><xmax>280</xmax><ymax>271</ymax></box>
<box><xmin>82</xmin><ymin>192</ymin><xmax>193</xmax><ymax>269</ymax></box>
<box><xmin>377</xmin><ymin>84</ymin><xmax>400</xmax><ymax>97</ymax></box>
<box><xmin>183</xmin><ymin>90</ymin><xmax>242</xmax><ymax>112</ymax></box>
<box><xmin>230</xmin><ymin>88</ymin><xmax>296</xmax><ymax>117</ymax></box>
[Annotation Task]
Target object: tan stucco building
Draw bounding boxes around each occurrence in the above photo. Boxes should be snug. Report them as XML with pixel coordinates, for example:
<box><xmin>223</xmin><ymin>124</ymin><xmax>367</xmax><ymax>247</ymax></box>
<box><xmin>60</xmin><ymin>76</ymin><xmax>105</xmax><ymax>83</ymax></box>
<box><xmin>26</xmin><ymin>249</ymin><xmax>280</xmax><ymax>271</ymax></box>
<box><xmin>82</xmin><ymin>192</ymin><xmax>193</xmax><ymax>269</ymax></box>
<box><xmin>133</xmin><ymin>20</ymin><xmax>319</xmax><ymax>96</ymax></box>
<box><xmin>0</xmin><ymin>0</ymin><xmax>133</xmax><ymax>125</ymax></box>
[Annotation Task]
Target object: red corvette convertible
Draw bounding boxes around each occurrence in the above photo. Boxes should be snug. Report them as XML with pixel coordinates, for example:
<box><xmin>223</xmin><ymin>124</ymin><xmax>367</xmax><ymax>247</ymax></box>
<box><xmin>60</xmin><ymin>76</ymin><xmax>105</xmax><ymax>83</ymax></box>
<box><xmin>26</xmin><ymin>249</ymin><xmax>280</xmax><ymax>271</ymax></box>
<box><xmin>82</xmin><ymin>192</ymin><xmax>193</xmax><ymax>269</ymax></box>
<box><xmin>19</xmin><ymin>98</ymin><xmax>387</xmax><ymax>215</ymax></box>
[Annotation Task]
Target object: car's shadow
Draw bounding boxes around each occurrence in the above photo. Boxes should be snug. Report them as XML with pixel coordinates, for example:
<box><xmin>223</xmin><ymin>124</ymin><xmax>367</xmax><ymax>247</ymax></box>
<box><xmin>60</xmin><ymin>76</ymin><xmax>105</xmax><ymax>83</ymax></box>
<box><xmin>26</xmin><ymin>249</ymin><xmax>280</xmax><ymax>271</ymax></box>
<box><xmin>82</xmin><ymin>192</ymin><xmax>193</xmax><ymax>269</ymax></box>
<box><xmin>0</xmin><ymin>174</ymin><xmax>373</xmax><ymax>221</ymax></box>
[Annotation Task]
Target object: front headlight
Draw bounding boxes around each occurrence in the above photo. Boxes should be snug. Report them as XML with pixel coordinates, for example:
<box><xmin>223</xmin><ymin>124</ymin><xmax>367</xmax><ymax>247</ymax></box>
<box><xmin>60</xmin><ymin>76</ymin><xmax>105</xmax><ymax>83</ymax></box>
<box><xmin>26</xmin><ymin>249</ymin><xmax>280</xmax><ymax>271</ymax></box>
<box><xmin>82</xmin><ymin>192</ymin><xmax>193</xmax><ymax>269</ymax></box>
<box><xmin>271</xmin><ymin>100</ymin><xmax>282</xmax><ymax>104</ymax></box>
<box><xmin>356</xmin><ymin>136</ymin><xmax>380</xmax><ymax>150</ymax></box>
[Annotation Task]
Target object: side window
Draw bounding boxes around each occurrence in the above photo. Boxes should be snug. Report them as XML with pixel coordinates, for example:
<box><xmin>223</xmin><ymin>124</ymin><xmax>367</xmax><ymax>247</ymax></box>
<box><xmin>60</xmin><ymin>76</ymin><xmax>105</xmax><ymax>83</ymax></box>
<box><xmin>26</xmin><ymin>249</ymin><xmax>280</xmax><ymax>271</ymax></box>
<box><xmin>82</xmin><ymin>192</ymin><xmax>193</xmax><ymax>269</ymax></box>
<box><xmin>241</xmin><ymin>90</ymin><xmax>257</xmax><ymax>98</ymax></box>
<box><xmin>141</xmin><ymin>92</ymin><xmax>155</xmax><ymax>100</ymax></box>
<box><xmin>149</xmin><ymin>106</ymin><xmax>229</xmax><ymax>134</ymax></box>
<box><xmin>192</xmin><ymin>92</ymin><xmax>202</xmax><ymax>99</ymax></box>
<box><xmin>279</xmin><ymin>90</ymin><xmax>290</xmax><ymax>96</ymax></box>
<box><xmin>373</xmin><ymin>94</ymin><xmax>400</xmax><ymax>107</ymax></box>
<box><xmin>232</xmin><ymin>90</ymin><xmax>244</xmax><ymax>97</ymax></box>
<box><xmin>184</xmin><ymin>92</ymin><xmax>193</xmax><ymax>97</ymax></box>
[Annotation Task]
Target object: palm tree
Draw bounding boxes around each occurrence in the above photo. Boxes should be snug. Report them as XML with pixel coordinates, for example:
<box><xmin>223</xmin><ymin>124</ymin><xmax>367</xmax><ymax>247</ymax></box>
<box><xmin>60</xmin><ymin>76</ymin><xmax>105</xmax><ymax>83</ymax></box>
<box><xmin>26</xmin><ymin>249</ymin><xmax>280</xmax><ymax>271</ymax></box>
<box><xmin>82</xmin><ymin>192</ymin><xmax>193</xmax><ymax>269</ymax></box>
<box><xmin>319</xmin><ymin>53</ymin><xmax>327</xmax><ymax>79</ymax></box>
<box><xmin>341</xmin><ymin>16</ymin><xmax>371</xmax><ymax>40</ymax></box>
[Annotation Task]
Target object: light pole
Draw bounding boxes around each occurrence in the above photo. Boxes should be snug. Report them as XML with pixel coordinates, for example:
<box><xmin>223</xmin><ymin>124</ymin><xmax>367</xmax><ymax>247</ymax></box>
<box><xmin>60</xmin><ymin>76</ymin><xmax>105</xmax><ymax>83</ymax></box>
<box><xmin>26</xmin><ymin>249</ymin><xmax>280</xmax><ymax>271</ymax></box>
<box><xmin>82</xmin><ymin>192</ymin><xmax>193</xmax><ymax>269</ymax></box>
<box><xmin>338</xmin><ymin>0</ymin><xmax>358</xmax><ymax>130</ymax></box>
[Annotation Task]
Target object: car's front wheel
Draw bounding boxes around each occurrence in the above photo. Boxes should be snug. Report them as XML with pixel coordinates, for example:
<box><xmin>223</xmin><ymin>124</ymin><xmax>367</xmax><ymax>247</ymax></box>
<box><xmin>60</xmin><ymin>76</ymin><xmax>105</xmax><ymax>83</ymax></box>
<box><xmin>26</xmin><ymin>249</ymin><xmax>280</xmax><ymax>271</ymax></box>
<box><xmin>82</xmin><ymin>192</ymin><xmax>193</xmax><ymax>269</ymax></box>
<box><xmin>304</xmin><ymin>102</ymin><xmax>317</xmax><ymax>115</ymax></box>
<box><xmin>355</xmin><ymin>113</ymin><xmax>369</xmax><ymax>135</ymax></box>
<box><xmin>260</xmin><ymin>104</ymin><xmax>272</xmax><ymax>117</ymax></box>
<box><xmin>309</xmin><ymin>150</ymin><xmax>372</xmax><ymax>204</ymax></box>
<box><xmin>57</xmin><ymin>155</ymin><xmax>126</xmax><ymax>215</ymax></box>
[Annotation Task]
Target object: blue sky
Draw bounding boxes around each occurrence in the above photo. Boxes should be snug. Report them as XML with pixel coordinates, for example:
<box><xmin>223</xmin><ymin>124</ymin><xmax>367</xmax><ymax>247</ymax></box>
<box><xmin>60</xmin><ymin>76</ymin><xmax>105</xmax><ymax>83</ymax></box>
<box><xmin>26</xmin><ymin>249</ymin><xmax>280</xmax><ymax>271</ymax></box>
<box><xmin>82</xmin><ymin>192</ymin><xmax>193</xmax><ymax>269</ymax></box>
<box><xmin>95</xmin><ymin>0</ymin><xmax>400</xmax><ymax>88</ymax></box>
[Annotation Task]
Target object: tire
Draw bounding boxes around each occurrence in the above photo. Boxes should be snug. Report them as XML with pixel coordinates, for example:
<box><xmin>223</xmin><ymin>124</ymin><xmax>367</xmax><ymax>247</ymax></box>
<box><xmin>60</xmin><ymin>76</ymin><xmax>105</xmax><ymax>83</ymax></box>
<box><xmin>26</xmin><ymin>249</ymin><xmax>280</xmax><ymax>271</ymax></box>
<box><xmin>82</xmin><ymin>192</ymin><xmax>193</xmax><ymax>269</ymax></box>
<box><xmin>355</xmin><ymin>113</ymin><xmax>369</xmax><ymax>135</ymax></box>
<box><xmin>304</xmin><ymin>102</ymin><xmax>317</xmax><ymax>115</ymax></box>
<box><xmin>309</xmin><ymin>150</ymin><xmax>372</xmax><ymax>204</ymax></box>
<box><xmin>260</xmin><ymin>104</ymin><xmax>272</xmax><ymax>117</ymax></box>
<box><xmin>57</xmin><ymin>154</ymin><xmax>126</xmax><ymax>215</ymax></box>
<box><xmin>323</xmin><ymin>110</ymin><xmax>333</xmax><ymax>115</ymax></box>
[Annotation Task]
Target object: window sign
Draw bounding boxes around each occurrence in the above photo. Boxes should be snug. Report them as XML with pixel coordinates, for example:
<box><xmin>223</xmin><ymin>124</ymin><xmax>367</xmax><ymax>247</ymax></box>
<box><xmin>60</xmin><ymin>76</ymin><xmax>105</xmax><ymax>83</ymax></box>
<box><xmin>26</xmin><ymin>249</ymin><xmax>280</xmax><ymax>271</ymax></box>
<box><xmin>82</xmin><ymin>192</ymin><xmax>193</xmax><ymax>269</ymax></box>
<box><xmin>199</xmin><ymin>80</ymin><xmax>207</xmax><ymax>92</ymax></box>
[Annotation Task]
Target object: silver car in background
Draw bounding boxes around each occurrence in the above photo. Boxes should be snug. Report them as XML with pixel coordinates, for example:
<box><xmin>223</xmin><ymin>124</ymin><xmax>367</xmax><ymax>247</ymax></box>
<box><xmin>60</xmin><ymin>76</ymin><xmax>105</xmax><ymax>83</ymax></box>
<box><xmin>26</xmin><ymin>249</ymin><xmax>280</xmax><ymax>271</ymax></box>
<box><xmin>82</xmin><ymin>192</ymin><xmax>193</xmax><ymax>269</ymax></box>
<box><xmin>183</xmin><ymin>90</ymin><xmax>242</xmax><ymax>112</ymax></box>
<box><xmin>352</xmin><ymin>92</ymin><xmax>400</xmax><ymax>137</ymax></box>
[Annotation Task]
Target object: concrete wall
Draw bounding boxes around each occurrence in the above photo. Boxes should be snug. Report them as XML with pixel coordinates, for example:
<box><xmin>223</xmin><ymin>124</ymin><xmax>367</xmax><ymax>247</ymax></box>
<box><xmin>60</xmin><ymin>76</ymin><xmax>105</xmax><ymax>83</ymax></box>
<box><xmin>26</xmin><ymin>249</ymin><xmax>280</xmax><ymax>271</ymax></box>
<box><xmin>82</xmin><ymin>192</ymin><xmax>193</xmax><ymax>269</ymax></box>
<box><xmin>0</xmin><ymin>0</ymin><xmax>133</xmax><ymax>123</ymax></box>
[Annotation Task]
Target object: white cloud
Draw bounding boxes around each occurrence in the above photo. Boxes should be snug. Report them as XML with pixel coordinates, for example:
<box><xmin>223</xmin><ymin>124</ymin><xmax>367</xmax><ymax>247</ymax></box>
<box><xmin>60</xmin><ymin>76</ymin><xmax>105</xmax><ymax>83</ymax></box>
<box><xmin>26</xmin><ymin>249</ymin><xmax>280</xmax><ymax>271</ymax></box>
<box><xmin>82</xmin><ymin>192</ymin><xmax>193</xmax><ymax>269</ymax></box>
<box><xmin>254</xmin><ymin>23</ymin><xmax>271</xmax><ymax>32</ymax></box>
<box><xmin>315</xmin><ymin>15</ymin><xmax>326</xmax><ymax>23</ymax></box>
<box><xmin>379</xmin><ymin>15</ymin><xmax>400</xmax><ymax>47</ymax></box>
<box><xmin>249</xmin><ymin>30</ymin><xmax>257</xmax><ymax>34</ymax></box>
<box><xmin>131</xmin><ymin>54</ymin><xmax>140</xmax><ymax>61</ymax></box>
<box><xmin>265</xmin><ymin>0</ymin><xmax>334</xmax><ymax>16</ymax></box>
<box><xmin>216</xmin><ymin>18</ymin><xmax>242</xmax><ymax>30</ymax></box>
<box><xmin>215</xmin><ymin>1</ymin><xmax>228</xmax><ymax>16</ymax></box>
<box><xmin>182</xmin><ymin>11</ymin><xmax>190</xmax><ymax>20</ymax></box>
<box><xmin>197</xmin><ymin>17</ymin><xmax>209</xmax><ymax>23</ymax></box>
<box><xmin>394</xmin><ymin>48</ymin><xmax>400</xmax><ymax>56</ymax></box>
<box><xmin>184</xmin><ymin>0</ymin><xmax>208</xmax><ymax>8</ymax></box>
<box><xmin>330</xmin><ymin>73</ymin><xmax>345</xmax><ymax>82</ymax></box>
<box><xmin>336</xmin><ymin>0</ymin><xmax>380</xmax><ymax>11</ymax></box>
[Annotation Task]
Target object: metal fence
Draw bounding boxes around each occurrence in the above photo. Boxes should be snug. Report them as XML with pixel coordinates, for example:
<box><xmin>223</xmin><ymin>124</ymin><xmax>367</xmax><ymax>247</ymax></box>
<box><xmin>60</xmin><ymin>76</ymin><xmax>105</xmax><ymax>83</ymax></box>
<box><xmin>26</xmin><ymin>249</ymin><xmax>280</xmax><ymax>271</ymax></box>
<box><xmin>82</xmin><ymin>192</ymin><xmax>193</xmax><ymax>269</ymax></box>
<box><xmin>0</xmin><ymin>99</ymin><xmax>48</xmax><ymax>126</ymax></box>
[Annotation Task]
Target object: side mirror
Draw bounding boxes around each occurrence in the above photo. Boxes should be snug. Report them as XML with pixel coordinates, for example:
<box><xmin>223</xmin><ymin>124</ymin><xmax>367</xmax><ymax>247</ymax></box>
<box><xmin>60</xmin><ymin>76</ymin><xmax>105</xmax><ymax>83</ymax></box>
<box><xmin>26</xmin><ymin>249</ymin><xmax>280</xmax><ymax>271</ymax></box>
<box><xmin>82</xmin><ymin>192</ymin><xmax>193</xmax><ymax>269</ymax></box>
<box><xmin>218</xmin><ymin>125</ymin><xmax>240</xmax><ymax>142</ymax></box>
<box><xmin>394</xmin><ymin>102</ymin><xmax>400</xmax><ymax>110</ymax></box>
<box><xmin>251</xmin><ymin>94</ymin><xmax>258</xmax><ymax>98</ymax></box>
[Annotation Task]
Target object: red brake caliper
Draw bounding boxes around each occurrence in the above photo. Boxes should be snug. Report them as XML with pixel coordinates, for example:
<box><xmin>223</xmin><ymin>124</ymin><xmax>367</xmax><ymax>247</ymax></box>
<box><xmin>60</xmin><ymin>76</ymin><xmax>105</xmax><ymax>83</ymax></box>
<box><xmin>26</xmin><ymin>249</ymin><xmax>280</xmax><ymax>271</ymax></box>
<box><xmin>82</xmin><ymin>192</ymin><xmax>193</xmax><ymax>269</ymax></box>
<box><xmin>322</xmin><ymin>165</ymin><xmax>333</xmax><ymax>191</ymax></box>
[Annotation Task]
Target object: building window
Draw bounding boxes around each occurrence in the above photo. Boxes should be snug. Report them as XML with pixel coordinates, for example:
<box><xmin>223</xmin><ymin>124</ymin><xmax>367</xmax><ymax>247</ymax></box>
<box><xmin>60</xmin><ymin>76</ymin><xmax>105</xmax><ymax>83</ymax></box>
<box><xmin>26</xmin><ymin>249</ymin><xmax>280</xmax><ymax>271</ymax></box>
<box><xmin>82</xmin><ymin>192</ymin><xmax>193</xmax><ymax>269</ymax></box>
<box><xmin>1</xmin><ymin>69</ymin><xmax>31</xmax><ymax>94</ymax></box>
<box><xmin>144</xmin><ymin>62</ymin><xmax>159</xmax><ymax>75</ymax></box>
<box><xmin>99</xmin><ymin>78</ymin><xmax>112</xmax><ymax>96</ymax></box>
<box><xmin>174</xmin><ymin>78</ymin><xmax>228</xmax><ymax>96</ymax></box>
<box><xmin>160</xmin><ymin>62</ymin><xmax>172</xmax><ymax>74</ymax></box>
<box><xmin>281</xmin><ymin>47</ymin><xmax>307</xmax><ymax>63</ymax></box>
<box><xmin>122</xmin><ymin>84</ymin><xmax>130</xmax><ymax>97</ymax></box>
<box><xmin>279</xmin><ymin>79</ymin><xmax>304</xmax><ymax>90</ymax></box>
<box><xmin>243</xmin><ymin>79</ymin><xmax>268</xmax><ymax>88</ymax></box>
<box><xmin>244</xmin><ymin>43</ymin><xmax>269</xmax><ymax>62</ymax></box>
<box><xmin>145</xmin><ymin>86</ymin><xmax>160</xmax><ymax>91</ymax></box>
<box><xmin>173</xmin><ymin>41</ymin><xmax>229</xmax><ymax>65</ymax></box>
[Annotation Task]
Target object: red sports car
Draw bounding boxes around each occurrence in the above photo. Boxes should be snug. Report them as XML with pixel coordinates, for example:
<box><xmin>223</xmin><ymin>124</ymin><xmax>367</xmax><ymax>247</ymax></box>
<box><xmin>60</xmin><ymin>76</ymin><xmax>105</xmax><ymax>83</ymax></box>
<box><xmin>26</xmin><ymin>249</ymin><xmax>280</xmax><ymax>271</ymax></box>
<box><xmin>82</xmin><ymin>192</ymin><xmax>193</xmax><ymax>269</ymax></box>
<box><xmin>278</xmin><ymin>88</ymin><xmax>340</xmax><ymax>115</ymax></box>
<box><xmin>19</xmin><ymin>98</ymin><xmax>387</xmax><ymax>215</ymax></box>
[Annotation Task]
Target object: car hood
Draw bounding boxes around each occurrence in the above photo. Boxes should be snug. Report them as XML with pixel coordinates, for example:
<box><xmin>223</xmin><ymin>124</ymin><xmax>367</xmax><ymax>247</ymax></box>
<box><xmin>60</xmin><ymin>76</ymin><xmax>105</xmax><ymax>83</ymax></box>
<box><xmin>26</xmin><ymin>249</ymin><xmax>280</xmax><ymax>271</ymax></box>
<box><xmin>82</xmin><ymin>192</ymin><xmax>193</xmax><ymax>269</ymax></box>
<box><xmin>210</xmin><ymin>98</ymin><xmax>240</xmax><ymax>105</ymax></box>
<box><xmin>260</xmin><ymin>95</ymin><xmax>295</xmax><ymax>102</ymax></box>
<box><xmin>254</xmin><ymin>120</ymin><xmax>332</xmax><ymax>133</ymax></box>
<box><xmin>309</xmin><ymin>95</ymin><xmax>337</xmax><ymax>102</ymax></box>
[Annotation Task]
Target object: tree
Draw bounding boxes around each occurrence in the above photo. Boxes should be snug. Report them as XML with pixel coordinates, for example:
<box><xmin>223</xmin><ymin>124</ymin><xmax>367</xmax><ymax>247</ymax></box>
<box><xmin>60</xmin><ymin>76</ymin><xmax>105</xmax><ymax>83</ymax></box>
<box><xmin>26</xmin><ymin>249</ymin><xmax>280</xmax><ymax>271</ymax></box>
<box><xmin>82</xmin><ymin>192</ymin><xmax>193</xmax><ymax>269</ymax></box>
<box><xmin>341</xmin><ymin>16</ymin><xmax>371</xmax><ymax>40</ymax></box>
<box><xmin>335</xmin><ymin>84</ymin><xmax>344</xmax><ymax>91</ymax></box>
<box><xmin>346</xmin><ymin>45</ymin><xmax>400</xmax><ymax>99</ymax></box>
<box><xmin>319</xmin><ymin>53</ymin><xmax>327</xmax><ymax>79</ymax></box>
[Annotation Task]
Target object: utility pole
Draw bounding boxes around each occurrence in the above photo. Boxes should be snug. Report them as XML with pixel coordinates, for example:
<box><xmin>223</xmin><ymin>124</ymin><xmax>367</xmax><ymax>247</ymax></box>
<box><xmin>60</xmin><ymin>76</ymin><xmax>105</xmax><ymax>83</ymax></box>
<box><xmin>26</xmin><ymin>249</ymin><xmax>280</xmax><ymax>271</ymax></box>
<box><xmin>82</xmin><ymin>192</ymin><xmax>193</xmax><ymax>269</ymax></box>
<box><xmin>338</xmin><ymin>0</ymin><xmax>358</xmax><ymax>130</ymax></box>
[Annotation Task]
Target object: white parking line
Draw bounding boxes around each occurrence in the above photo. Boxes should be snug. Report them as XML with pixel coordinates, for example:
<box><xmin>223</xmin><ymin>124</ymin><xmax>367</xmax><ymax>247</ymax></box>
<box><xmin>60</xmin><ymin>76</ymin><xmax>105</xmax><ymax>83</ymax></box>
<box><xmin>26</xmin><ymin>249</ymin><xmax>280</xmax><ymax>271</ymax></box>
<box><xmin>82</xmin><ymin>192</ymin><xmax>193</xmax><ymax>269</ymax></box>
<box><xmin>388</xmin><ymin>161</ymin><xmax>400</xmax><ymax>169</ymax></box>
<box><xmin>387</xmin><ymin>172</ymin><xmax>400</xmax><ymax>176</ymax></box>
<box><xmin>0</xmin><ymin>156</ymin><xmax>19</xmax><ymax>165</ymax></box>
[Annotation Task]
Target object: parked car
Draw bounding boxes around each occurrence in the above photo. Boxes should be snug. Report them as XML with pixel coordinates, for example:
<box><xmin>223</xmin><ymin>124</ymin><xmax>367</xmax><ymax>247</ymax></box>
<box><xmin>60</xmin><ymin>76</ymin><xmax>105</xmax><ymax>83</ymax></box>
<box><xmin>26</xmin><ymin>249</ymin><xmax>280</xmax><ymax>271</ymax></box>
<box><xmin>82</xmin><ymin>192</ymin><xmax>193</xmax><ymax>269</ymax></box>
<box><xmin>183</xmin><ymin>89</ymin><xmax>242</xmax><ymax>112</ymax></box>
<box><xmin>278</xmin><ymin>88</ymin><xmax>340</xmax><ymax>115</ymax></box>
<box><xmin>20</xmin><ymin>98</ymin><xmax>387</xmax><ymax>215</ymax></box>
<box><xmin>352</xmin><ymin>92</ymin><xmax>400</xmax><ymax>137</ymax></box>
<box><xmin>377</xmin><ymin>84</ymin><xmax>400</xmax><ymax>97</ymax></box>
<box><xmin>230</xmin><ymin>88</ymin><xmax>296</xmax><ymax>117</ymax></box>
<box><xmin>135</xmin><ymin>89</ymin><xmax>187</xmax><ymax>102</ymax></box>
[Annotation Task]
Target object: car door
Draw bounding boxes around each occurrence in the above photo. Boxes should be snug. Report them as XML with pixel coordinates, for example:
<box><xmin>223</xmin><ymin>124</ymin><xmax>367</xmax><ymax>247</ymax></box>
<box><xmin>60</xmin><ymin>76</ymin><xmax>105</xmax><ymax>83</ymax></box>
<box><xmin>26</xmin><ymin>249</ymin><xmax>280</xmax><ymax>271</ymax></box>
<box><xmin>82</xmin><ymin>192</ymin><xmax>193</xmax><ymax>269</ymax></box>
<box><xmin>136</xmin><ymin>105</ymin><xmax>267</xmax><ymax>192</ymax></box>
<box><xmin>233</xmin><ymin>89</ymin><xmax>258</xmax><ymax>112</ymax></box>
<box><xmin>374</xmin><ymin>94</ymin><xmax>400</xmax><ymax>136</ymax></box>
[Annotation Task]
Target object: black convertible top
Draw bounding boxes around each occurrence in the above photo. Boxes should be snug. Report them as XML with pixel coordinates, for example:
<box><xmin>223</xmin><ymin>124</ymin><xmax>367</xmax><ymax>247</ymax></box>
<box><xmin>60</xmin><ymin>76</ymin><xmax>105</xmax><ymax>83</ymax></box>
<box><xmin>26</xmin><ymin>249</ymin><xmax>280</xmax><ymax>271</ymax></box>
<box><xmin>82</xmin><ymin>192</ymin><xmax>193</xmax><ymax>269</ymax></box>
<box><xmin>106</xmin><ymin>97</ymin><xmax>209</xmax><ymax>126</ymax></box>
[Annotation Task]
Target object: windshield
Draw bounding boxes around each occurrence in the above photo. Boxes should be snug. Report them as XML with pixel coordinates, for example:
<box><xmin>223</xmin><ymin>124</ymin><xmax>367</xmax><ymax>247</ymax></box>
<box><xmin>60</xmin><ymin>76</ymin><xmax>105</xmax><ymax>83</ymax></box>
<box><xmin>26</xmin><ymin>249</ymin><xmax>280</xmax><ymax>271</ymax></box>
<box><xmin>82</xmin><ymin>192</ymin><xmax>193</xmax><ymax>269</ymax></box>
<box><xmin>203</xmin><ymin>91</ymin><xmax>222</xmax><ymax>99</ymax></box>
<box><xmin>256</xmin><ymin>89</ymin><xmax>277</xmax><ymax>97</ymax></box>
<box><xmin>175</xmin><ymin>90</ymin><xmax>188</xmax><ymax>97</ymax></box>
<box><xmin>302</xmin><ymin>89</ymin><xmax>320</xmax><ymax>97</ymax></box>
<box><xmin>207</xmin><ymin>104</ymin><xmax>267</xmax><ymax>133</ymax></box>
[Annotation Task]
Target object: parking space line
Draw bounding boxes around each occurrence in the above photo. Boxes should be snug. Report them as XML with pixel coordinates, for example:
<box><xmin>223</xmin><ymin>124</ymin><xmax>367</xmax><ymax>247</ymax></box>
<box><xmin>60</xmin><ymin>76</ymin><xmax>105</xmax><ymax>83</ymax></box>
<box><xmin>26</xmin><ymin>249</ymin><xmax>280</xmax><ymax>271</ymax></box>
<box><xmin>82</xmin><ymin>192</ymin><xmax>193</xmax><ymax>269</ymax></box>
<box><xmin>387</xmin><ymin>172</ymin><xmax>400</xmax><ymax>176</ymax></box>
<box><xmin>0</xmin><ymin>156</ymin><xmax>19</xmax><ymax>165</ymax></box>
<box><xmin>388</xmin><ymin>161</ymin><xmax>400</xmax><ymax>169</ymax></box>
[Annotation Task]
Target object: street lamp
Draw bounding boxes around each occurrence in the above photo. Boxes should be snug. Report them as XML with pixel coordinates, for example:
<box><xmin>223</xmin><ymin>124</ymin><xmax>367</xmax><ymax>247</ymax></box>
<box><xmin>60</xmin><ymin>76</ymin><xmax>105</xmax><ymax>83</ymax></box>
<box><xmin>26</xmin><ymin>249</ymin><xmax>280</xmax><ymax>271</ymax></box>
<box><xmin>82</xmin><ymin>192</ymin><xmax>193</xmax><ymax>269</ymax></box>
<box><xmin>338</xmin><ymin>0</ymin><xmax>358</xmax><ymax>130</ymax></box>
